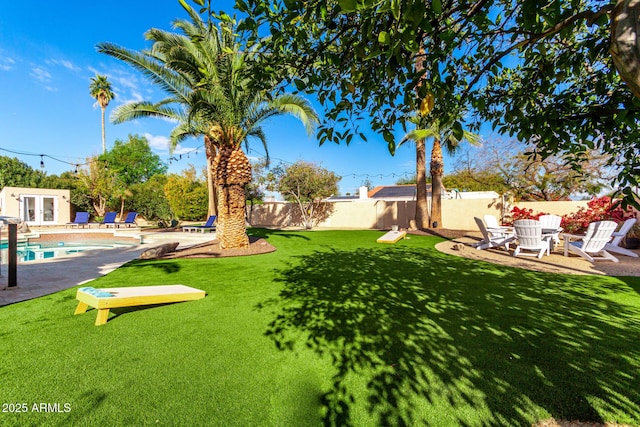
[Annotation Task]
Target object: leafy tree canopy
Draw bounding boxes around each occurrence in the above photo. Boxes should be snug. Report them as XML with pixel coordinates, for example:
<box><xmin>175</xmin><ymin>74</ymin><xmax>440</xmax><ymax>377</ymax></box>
<box><xmin>76</xmin><ymin>157</ymin><xmax>118</xmax><ymax>217</ymax></box>
<box><xmin>99</xmin><ymin>134</ymin><xmax>168</xmax><ymax>186</ymax></box>
<box><xmin>267</xmin><ymin>161</ymin><xmax>340</xmax><ymax>228</ymax></box>
<box><xmin>127</xmin><ymin>174</ymin><xmax>173</xmax><ymax>223</ymax></box>
<box><xmin>164</xmin><ymin>166</ymin><xmax>208</xmax><ymax>221</ymax></box>
<box><xmin>236</xmin><ymin>0</ymin><xmax>640</xmax><ymax>207</ymax></box>
<box><xmin>0</xmin><ymin>156</ymin><xmax>46</xmax><ymax>190</ymax></box>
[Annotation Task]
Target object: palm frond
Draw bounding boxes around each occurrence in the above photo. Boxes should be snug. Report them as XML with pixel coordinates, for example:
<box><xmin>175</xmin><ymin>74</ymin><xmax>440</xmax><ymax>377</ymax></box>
<box><xmin>245</xmin><ymin>127</ymin><xmax>270</xmax><ymax>166</ymax></box>
<box><xmin>97</xmin><ymin>42</ymin><xmax>191</xmax><ymax>103</ymax></box>
<box><xmin>110</xmin><ymin>102</ymin><xmax>181</xmax><ymax>124</ymax></box>
<box><xmin>268</xmin><ymin>94</ymin><xmax>319</xmax><ymax>136</ymax></box>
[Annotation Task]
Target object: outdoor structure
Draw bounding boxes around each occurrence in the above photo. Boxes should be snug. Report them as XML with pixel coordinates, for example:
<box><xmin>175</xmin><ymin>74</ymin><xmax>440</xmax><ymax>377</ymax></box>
<box><xmin>0</xmin><ymin>186</ymin><xmax>71</xmax><ymax>226</ymax></box>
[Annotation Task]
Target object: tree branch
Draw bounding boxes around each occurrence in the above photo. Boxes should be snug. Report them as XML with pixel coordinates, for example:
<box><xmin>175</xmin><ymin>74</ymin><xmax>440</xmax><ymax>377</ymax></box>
<box><xmin>461</xmin><ymin>5</ymin><xmax>614</xmax><ymax>101</ymax></box>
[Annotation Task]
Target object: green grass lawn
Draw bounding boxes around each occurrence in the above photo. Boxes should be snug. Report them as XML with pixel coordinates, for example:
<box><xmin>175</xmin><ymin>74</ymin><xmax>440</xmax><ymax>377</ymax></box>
<box><xmin>1</xmin><ymin>229</ymin><xmax>639</xmax><ymax>426</ymax></box>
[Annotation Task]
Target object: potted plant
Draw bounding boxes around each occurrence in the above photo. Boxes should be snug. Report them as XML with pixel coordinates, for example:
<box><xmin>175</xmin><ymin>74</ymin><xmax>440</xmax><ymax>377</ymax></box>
<box><xmin>625</xmin><ymin>221</ymin><xmax>640</xmax><ymax>249</ymax></box>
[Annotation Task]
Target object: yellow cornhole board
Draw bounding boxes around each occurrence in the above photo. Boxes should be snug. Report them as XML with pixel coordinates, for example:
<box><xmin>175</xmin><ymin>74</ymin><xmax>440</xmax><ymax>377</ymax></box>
<box><xmin>376</xmin><ymin>230</ymin><xmax>407</xmax><ymax>244</ymax></box>
<box><xmin>74</xmin><ymin>285</ymin><xmax>206</xmax><ymax>326</ymax></box>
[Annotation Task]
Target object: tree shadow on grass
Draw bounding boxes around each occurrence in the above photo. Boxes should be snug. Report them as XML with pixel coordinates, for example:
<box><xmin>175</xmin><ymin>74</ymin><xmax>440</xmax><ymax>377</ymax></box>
<box><xmin>248</xmin><ymin>227</ymin><xmax>311</xmax><ymax>241</ymax></box>
<box><xmin>264</xmin><ymin>246</ymin><xmax>640</xmax><ymax>426</ymax></box>
<box><xmin>120</xmin><ymin>259</ymin><xmax>182</xmax><ymax>274</ymax></box>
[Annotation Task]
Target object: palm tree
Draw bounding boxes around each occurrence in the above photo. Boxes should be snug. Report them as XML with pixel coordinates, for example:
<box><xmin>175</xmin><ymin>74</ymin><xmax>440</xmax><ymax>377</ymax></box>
<box><xmin>400</xmin><ymin>118</ymin><xmax>481</xmax><ymax>229</ymax></box>
<box><xmin>89</xmin><ymin>74</ymin><xmax>115</xmax><ymax>153</ymax></box>
<box><xmin>97</xmin><ymin>2</ymin><xmax>318</xmax><ymax>248</ymax></box>
<box><xmin>98</xmin><ymin>11</ymin><xmax>222</xmax><ymax>219</ymax></box>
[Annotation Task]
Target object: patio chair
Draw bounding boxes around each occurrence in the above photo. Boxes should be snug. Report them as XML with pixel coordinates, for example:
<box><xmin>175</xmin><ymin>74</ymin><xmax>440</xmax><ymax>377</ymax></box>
<box><xmin>66</xmin><ymin>211</ymin><xmax>90</xmax><ymax>229</ymax></box>
<box><xmin>483</xmin><ymin>214</ymin><xmax>513</xmax><ymax>237</ymax></box>
<box><xmin>183</xmin><ymin>215</ymin><xmax>217</xmax><ymax>233</ymax></box>
<box><xmin>568</xmin><ymin>220</ymin><xmax>619</xmax><ymax>263</ymax></box>
<box><xmin>604</xmin><ymin>218</ymin><xmax>639</xmax><ymax>258</ymax></box>
<box><xmin>99</xmin><ymin>212</ymin><xmax>118</xmax><ymax>228</ymax></box>
<box><xmin>513</xmin><ymin>219</ymin><xmax>551</xmax><ymax>259</ymax></box>
<box><xmin>473</xmin><ymin>217</ymin><xmax>515</xmax><ymax>251</ymax></box>
<box><xmin>117</xmin><ymin>212</ymin><xmax>138</xmax><ymax>228</ymax></box>
<box><xmin>538</xmin><ymin>214</ymin><xmax>563</xmax><ymax>247</ymax></box>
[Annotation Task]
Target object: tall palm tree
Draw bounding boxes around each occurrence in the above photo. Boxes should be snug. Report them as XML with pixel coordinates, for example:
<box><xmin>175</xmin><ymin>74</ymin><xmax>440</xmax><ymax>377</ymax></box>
<box><xmin>400</xmin><ymin>118</ymin><xmax>481</xmax><ymax>229</ymax></box>
<box><xmin>97</xmin><ymin>2</ymin><xmax>318</xmax><ymax>248</ymax></box>
<box><xmin>89</xmin><ymin>74</ymin><xmax>115</xmax><ymax>154</ymax></box>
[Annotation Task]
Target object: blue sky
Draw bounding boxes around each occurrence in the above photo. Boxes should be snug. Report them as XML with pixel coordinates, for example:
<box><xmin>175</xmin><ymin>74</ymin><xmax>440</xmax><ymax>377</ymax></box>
<box><xmin>0</xmin><ymin>0</ymin><xmax>467</xmax><ymax>196</ymax></box>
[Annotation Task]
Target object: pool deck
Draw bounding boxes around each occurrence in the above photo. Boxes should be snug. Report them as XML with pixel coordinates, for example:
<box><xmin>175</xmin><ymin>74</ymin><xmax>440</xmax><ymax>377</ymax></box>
<box><xmin>0</xmin><ymin>230</ymin><xmax>215</xmax><ymax>306</ymax></box>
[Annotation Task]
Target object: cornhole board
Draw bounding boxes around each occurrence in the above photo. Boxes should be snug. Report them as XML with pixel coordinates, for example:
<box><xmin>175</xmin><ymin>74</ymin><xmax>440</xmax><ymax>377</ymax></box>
<box><xmin>376</xmin><ymin>230</ymin><xmax>407</xmax><ymax>244</ymax></box>
<box><xmin>74</xmin><ymin>285</ymin><xmax>206</xmax><ymax>326</ymax></box>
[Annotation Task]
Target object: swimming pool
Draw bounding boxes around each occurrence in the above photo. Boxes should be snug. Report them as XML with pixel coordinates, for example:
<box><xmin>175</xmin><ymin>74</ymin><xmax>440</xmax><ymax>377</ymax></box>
<box><xmin>0</xmin><ymin>240</ymin><xmax>137</xmax><ymax>263</ymax></box>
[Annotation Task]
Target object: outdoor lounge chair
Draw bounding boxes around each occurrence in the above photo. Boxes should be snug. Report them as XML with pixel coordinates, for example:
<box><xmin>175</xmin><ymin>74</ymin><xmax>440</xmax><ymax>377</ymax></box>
<box><xmin>513</xmin><ymin>219</ymin><xmax>551</xmax><ymax>259</ymax></box>
<box><xmin>74</xmin><ymin>284</ymin><xmax>206</xmax><ymax>326</ymax></box>
<box><xmin>538</xmin><ymin>214</ymin><xmax>563</xmax><ymax>247</ymax></box>
<box><xmin>66</xmin><ymin>211</ymin><xmax>90</xmax><ymax>229</ymax></box>
<box><xmin>604</xmin><ymin>218</ymin><xmax>639</xmax><ymax>258</ymax></box>
<box><xmin>183</xmin><ymin>215</ymin><xmax>217</xmax><ymax>233</ymax></box>
<box><xmin>474</xmin><ymin>217</ymin><xmax>515</xmax><ymax>250</ymax></box>
<box><xmin>117</xmin><ymin>212</ymin><xmax>138</xmax><ymax>228</ymax></box>
<box><xmin>483</xmin><ymin>214</ymin><xmax>513</xmax><ymax>237</ymax></box>
<box><xmin>567</xmin><ymin>220</ymin><xmax>619</xmax><ymax>263</ymax></box>
<box><xmin>99</xmin><ymin>212</ymin><xmax>118</xmax><ymax>228</ymax></box>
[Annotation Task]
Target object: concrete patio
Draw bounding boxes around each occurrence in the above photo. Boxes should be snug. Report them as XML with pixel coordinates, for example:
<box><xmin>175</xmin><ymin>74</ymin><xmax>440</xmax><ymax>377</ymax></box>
<box><xmin>0</xmin><ymin>230</ymin><xmax>215</xmax><ymax>306</ymax></box>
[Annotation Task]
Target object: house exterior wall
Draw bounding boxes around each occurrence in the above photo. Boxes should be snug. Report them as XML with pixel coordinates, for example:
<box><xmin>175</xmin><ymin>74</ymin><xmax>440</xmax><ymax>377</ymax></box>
<box><xmin>248</xmin><ymin>198</ymin><xmax>591</xmax><ymax>230</ymax></box>
<box><xmin>0</xmin><ymin>186</ymin><xmax>71</xmax><ymax>226</ymax></box>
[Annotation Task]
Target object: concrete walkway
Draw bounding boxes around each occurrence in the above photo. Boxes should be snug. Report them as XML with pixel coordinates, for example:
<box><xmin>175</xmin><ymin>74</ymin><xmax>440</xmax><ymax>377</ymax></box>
<box><xmin>0</xmin><ymin>231</ymin><xmax>214</xmax><ymax>306</ymax></box>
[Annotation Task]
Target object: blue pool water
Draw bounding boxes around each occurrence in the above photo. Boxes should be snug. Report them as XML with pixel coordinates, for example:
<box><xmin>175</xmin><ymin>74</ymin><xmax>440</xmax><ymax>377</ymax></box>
<box><xmin>0</xmin><ymin>241</ymin><xmax>135</xmax><ymax>263</ymax></box>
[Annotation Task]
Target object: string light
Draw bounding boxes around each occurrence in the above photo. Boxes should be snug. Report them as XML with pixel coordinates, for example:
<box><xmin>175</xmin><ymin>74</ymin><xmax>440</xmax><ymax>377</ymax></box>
<box><xmin>245</xmin><ymin>147</ymin><xmax>414</xmax><ymax>185</ymax></box>
<box><xmin>0</xmin><ymin>143</ymin><xmax>205</xmax><ymax>173</ymax></box>
<box><xmin>1</xmin><ymin>144</ymin><xmax>411</xmax><ymax>186</ymax></box>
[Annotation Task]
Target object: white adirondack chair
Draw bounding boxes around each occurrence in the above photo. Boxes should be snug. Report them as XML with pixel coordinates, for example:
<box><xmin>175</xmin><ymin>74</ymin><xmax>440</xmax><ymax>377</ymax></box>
<box><xmin>568</xmin><ymin>220</ymin><xmax>619</xmax><ymax>263</ymax></box>
<box><xmin>538</xmin><ymin>214</ymin><xmax>563</xmax><ymax>247</ymax></box>
<box><xmin>474</xmin><ymin>217</ymin><xmax>514</xmax><ymax>251</ymax></box>
<box><xmin>513</xmin><ymin>219</ymin><xmax>551</xmax><ymax>259</ymax></box>
<box><xmin>483</xmin><ymin>214</ymin><xmax>513</xmax><ymax>237</ymax></box>
<box><xmin>603</xmin><ymin>218</ymin><xmax>638</xmax><ymax>258</ymax></box>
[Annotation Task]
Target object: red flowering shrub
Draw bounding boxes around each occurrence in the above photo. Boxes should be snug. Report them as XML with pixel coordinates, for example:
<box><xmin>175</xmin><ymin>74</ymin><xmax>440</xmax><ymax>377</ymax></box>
<box><xmin>505</xmin><ymin>197</ymin><xmax>634</xmax><ymax>233</ymax></box>
<box><xmin>561</xmin><ymin>196</ymin><xmax>634</xmax><ymax>233</ymax></box>
<box><xmin>504</xmin><ymin>206</ymin><xmax>545</xmax><ymax>225</ymax></box>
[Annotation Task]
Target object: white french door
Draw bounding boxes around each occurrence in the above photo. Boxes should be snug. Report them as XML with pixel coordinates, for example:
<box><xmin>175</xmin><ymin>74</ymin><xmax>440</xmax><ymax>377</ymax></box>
<box><xmin>21</xmin><ymin>195</ymin><xmax>57</xmax><ymax>226</ymax></box>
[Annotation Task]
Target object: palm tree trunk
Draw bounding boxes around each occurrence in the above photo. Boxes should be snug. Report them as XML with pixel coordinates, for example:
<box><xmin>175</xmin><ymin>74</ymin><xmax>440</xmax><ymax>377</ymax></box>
<box><xmin>101</xmin><ymin>106</ymin><xmax>106</xmax><ymax>154</ymax></box>
<box><xmin>415</xmin><ymin>138</ymin><xmax>430</xmax><ymax>229</ymax></box>
<box><xmin>204</xmin><ymin>137</ymin><xmax>217</xmax><ymax>217</ymax></box>
<box><xmin>413</xmin><ymin>44</ymin><xmax>430</xmax><ymax>230</ymax></box>
<box><xmin>430</xmin><ymin>137</ymin><xmax>444</xmax><ymax>228</ymax></box>
<box><xmin>213</xmin><ymin>145</ymin><xmax>251</xmax><ymax>249</ymax></box>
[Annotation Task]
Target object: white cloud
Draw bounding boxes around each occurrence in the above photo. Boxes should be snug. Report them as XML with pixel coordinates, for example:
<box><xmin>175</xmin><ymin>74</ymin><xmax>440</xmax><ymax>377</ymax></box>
<box><xmin>46</xmin><ymin>58</ymin><xmax>81</xmax><ymax>72</ymax></box>
<box><xmin>144</xmin><ymin>133</ymin><xmax>171</xmax><ymax>151</ymax></box>
<box><xmin>128</xmin><ymin>91</ymin><xmax>144</xmax><ymax>102</ymax></box>
<box><xmin>30</xmin><ymin>67</ymin><xmax>52</xmax><ymax>83</ymax></box>
<box><xmin>113</xmin><ymin>74</ymin><xmax>138</xmax><ymax>91</ymax></box>
<box><xmin>172</xmin><ymin>145</ymin><xmax>195</xmax><ymax>155</ymax></box>
<box><xmin>0</xmin><ymin>57</ymin><xmax>15</xmax><ymax>71</ymax></box>
<box><xmin>144</xmin><ymin>132</ymin><xmax>194</xmax><ymax>156</ymax></box>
